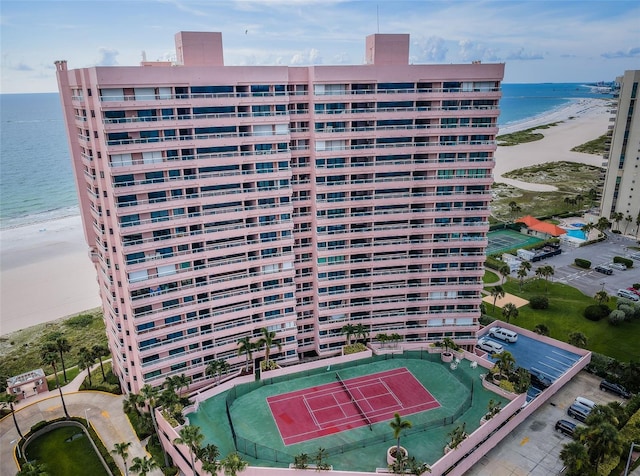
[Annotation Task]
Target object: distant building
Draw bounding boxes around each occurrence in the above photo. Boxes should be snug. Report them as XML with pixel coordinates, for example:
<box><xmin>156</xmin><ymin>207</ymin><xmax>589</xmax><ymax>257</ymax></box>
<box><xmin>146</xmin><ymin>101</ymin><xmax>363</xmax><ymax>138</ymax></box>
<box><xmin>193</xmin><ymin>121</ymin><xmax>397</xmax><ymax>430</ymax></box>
<box><xmin>6</xmin><ymin>369</ymin><xmax>47</xmax><ymax>401</ymax></box>
<box><xmin>56</xmin><ymin>31</ymin><xmax>504</xmax><ymax>394</ymax></box>
<box><xmin>600</xmin><ymin>70</ymin><xmax>640</xmax><ymax>233</ymax></box>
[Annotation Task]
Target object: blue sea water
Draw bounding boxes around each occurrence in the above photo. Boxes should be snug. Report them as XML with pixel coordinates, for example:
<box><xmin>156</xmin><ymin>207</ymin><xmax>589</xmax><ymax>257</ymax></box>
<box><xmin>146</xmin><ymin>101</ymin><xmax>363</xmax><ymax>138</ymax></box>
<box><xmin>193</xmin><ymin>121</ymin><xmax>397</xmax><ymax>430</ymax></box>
<box><xmin>0</xmin><ymin>84</ymin><xmax>612</xmax><ymax>229</ymax></box>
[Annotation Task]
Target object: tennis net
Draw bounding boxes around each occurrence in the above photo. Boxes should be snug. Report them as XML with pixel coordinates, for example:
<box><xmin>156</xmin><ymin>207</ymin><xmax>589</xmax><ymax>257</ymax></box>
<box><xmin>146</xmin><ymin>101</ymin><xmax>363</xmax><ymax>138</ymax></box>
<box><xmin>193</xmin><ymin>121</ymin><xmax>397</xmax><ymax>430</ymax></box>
<box><xmin>335</xmin><ymin>372</ymin><xmax>372</xmax><ymax>430</ymax></box>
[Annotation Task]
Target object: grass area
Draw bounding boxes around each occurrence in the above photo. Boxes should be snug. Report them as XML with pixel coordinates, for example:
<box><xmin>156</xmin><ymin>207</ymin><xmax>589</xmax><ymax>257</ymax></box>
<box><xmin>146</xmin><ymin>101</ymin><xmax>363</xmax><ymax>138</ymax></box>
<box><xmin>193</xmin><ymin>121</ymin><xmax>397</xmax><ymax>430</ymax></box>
<box><xmin>571</xmin><ymin>133</ymin><xmax>610</xmax><ymax>155</ymax></box>
<box><xmin>484</xmin><ymin>278</ymin><xmax>640</xmax><ymax>362</ymax></box>
<box><xmin>496</xmin><ymin>122</ymin><xmax>559</xmax><ymax>146</ymax></box>
<box><xmin>483</xmin><ymin>270</ymin><xmax>499</xmax><ymax>284</ymax></box>
<box><xmin>24</xmin><ymin>425</ymin><xmax>109</xmax><ymax>476</ymax></box>
<box><xmin>46</xmin><ymin>366</ymin><xmax>81</xmax><ymax>390</ymax></box>
<box><xmin>0</xmin><ymin>309</ymin><xmax>107</xmax><ymax>385</ymax></box>
<box><xmin>491</xmin><ymin>161</ymin><xmax>601</xmax><ymax>221</ymax></box>
<box><xmin>80</xmin><ymin>361</ymin><xmax>122</xmax><ymax>394</ymax></box>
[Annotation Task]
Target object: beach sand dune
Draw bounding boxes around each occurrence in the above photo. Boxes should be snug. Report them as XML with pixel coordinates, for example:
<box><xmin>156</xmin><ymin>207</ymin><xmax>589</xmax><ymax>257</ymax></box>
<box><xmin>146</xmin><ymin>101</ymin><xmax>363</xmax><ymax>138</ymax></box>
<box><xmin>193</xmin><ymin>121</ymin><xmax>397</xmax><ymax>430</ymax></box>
<box><xmin>0</xmin><ymin>98</ymin><xmax>613</xmax><ymax>334</ymax></box>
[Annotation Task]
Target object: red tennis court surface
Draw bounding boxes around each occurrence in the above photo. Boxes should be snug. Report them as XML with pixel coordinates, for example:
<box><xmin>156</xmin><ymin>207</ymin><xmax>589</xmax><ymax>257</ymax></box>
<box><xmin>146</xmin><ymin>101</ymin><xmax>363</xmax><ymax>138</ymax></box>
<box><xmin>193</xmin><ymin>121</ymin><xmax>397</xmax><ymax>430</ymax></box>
<box><xmin>267</xmin><ymin>367</ymin><xmax>440</xmax><ymax>445</ymax></box>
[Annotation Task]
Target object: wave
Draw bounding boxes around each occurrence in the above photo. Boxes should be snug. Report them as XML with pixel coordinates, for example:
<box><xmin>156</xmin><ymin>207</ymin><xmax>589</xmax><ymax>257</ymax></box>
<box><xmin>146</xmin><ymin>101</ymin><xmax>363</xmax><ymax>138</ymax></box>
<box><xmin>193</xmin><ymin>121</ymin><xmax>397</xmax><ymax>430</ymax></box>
<box><xmin>0</xmin><ymin>205</ymin><xmax>81</xmax><ymax>230</ymax></box>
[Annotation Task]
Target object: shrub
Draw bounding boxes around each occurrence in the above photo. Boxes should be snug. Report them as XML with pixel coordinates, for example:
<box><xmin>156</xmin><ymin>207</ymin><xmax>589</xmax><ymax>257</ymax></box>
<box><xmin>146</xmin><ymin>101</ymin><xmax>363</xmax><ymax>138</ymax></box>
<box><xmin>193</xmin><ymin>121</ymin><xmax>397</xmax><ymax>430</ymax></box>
<box><xmin>613</xmin><ymin>256</ymin><xmax>633</xmax><ymax>268</ymax></box>
<box><xmin>633</xmin><ymin>283</ymin><xmax>640</xmax><ymax>290</ymax></box>
<box><xmin>529</xmin><ymin>295</ymin><xmax>549</xmax><ymax>310</ymax></box>
<box><xmin>485</xmin><ymin>256</ymin><xmax>504</xmax><ymax>270</ymax></box>
<box><xmin>65</xmin><ymin>313</ymin><xmax>95</xmax><ymax>328</ymax></box>
<box><xmin>498</xmin><ymin>379</ymin><xmax>515</xmax><ymax>393</ymax></box>
<box><xmin>617</xmin><ymin>304</ymin><xmax>637</xmax><ymax>321</ymax></box>
<box><xmin>30</xmin><ymin>420</ymin><xmax>48</xmax><ymax>433</ymax></box>
<box><xmin>584</xmin><ymin>304</ymin><xmax>610</xmax><ymax>321</ymax></box>
<box><xmin>608</xmin><ymin>310</ymin><xmax>626</xmax><ymax>326</ymax></box>
<box><xmin>575</xmin><ymin>258</ymin><xmax>591</xmax><ymax>269</ymax></box>
<box><xmin>586</xmin><ymin>352</ymin><xmax>615</xmax><ymax>377</ymax></box>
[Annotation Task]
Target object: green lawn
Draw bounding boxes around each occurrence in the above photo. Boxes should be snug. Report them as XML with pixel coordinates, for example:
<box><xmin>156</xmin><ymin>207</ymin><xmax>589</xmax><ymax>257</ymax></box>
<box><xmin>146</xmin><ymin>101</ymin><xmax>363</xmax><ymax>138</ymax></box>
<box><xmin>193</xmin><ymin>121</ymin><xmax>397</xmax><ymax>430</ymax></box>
<box><xmin>24</xmin><ymin>425</ymin><xmax>109</xmax><ymax>476</ymax></box>
<box><xmin>485</xmin><ymin>278</ymin><xmax>640</xmax><ymax>362</ymax></box>
<box><xmin>483</xmin><ymin>270</ymin><xmax>499</xmax><ymax>284</ymax></box>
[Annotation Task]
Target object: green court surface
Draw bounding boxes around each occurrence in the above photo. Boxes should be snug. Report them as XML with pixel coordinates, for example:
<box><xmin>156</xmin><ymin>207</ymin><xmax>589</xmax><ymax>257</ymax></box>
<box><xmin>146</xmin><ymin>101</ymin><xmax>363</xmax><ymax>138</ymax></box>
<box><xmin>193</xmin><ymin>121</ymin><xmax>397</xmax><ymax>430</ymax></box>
<box><xmin>486</xmin><ymin>229</ymin><xmax>543</xmax><ymax>256</ymax></box>
<box><xmin>189</xmin><ymin>352</ymin><xmax>507</xmax><ymax>472</ymax></box>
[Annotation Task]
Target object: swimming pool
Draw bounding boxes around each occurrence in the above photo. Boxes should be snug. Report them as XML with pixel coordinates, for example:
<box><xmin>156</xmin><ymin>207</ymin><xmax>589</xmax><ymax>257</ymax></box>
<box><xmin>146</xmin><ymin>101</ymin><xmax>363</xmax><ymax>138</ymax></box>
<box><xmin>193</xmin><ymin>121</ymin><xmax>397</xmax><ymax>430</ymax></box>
<box><xmin>564</xmin><ymin>228</ymin><xmax>586</xmax><ymax>240</ymax></box>
<box><xmin>570</xmin><ymin>222</ymin><xmax>586</xmax><ymax>228</ymax></box>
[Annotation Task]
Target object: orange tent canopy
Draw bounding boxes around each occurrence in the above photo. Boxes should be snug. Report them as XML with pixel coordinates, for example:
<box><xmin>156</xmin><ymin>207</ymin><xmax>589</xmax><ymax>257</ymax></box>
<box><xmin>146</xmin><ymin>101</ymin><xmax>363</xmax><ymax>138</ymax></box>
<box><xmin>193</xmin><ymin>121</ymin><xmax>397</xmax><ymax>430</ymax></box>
<box><xmin>515</xmin><ymin>215</ymin><xmax>567</xmax><ymax>237</ymax></box>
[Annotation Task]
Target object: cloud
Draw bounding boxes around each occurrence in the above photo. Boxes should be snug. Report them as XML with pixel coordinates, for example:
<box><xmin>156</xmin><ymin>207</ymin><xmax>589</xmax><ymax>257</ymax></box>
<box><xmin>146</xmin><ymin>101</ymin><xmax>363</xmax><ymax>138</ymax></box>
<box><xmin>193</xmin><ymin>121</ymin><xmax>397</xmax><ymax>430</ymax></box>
<box><xmin>290</xmin><ymin>48</ymin><xmax>323</xmax><ymax>65</ymax></box>
<box><xmin>412</xmin><ymin>36</ymin><xmax>448</xmax><ymax>62</ymax></box>
<box><xmin>96</xmin><ymin>48</ymin><xmax>119</xmax><ymax>66</ymax></box>
<box><xmin>506</xmin><ymin>48</ymin><xmax>543</xmax><ymax>61</ymax></box>
<box><xmin>458</xmin><ymin>40</ymin><xmax>500</xmax><ymax>63</ymax></box>
<box><xmin>14</xmin><ymin>62</ymin><xmax>34</xmax><ymax>71</ymax></box>
<box><xmin>158</xmin><ymin>0</ymin><xmax>209</xmax><ymax>17</ymax></box>
<box><xmin>331</xmin><ymin>52</ymin><xmax>351</xmax><ymax>64</ymax></box>
<box><xmin>601</xmin><ymin>47</ymin><xmax>640</xmax><ymax>59</ymax></box>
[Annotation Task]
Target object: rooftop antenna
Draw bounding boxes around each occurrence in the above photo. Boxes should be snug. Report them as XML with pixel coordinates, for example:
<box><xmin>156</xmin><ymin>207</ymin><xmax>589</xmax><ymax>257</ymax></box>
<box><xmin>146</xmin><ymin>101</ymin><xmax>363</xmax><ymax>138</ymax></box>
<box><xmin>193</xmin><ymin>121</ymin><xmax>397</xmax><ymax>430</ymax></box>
<box><xmin>141</xmin><ymin>50</ymin><xmax>147</xmax><ymax>62</ymax></box>
<box><xmin>377</xmin><ymin>4</ymin><xmax>380</xmax><ymax>33</ymax></box>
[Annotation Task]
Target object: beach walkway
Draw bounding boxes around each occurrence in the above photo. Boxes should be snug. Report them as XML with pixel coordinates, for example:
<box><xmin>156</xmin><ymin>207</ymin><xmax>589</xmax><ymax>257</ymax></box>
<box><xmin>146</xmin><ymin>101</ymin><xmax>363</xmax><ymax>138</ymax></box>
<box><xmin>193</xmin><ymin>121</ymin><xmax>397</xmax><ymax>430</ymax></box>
<box><xmin>0</xmin><ymin>363</ymin><xmax>162</xmax><ymax>476</ymax></box>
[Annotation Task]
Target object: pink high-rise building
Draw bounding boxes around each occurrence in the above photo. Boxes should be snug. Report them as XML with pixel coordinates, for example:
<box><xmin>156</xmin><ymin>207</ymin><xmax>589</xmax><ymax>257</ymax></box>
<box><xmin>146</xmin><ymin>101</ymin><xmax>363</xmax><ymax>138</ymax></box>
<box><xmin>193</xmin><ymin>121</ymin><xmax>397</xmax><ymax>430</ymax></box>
<box><xmin>56</xmin><ymin>32</ymin><xmax>504</xmax><ymax>394</ymax></box>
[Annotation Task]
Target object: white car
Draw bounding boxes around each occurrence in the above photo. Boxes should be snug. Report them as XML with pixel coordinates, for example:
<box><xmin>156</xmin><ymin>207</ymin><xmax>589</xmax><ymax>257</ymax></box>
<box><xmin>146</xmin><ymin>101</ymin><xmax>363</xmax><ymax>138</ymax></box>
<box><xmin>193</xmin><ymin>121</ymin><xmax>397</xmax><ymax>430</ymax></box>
<box><xmin>610</xmin><ymin>263</ymin><xmax>627</xmax><ymax>271</ymax></box>
<box><xmin>476</xmin><ymin>337</ymin><xmax>504</xmax><ymax>354</ymax></box>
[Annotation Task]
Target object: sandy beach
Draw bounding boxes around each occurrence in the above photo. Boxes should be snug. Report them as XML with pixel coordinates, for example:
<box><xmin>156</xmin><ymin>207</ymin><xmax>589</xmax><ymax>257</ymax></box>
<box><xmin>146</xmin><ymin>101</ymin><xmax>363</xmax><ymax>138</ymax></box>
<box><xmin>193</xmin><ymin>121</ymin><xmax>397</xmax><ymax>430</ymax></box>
<box><xmin>0</xmin><ymin>97</ymin><xmax>613</xmax><ymax>336</ymax></box>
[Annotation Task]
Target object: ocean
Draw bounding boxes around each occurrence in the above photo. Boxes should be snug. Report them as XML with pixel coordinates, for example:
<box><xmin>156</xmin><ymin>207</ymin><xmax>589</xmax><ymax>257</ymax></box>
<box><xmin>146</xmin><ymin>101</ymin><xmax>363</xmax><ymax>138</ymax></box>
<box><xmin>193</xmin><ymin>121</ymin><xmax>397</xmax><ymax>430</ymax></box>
<box><xmin>0</xmin><ymin>84</ymin><xmax>612</xmax><ymax>229</ymax></box>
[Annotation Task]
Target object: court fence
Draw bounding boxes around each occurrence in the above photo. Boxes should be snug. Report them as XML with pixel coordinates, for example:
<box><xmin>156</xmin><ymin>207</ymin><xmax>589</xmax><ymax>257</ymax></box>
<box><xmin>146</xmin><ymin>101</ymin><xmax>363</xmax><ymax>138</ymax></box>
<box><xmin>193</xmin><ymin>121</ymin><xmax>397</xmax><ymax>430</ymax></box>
<box><xmin>224</xmin><ymin>351</ymin><xmax>475</xmax><ymax>463</ymax></box>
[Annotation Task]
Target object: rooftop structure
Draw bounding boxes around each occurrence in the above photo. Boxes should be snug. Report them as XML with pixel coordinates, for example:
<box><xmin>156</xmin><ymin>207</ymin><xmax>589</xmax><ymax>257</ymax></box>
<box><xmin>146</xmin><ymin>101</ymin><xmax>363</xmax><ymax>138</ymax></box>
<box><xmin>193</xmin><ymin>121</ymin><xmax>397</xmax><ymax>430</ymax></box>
<box><xmin>56</xmin><ymin>32</ymin><xmax>504</xmax><ymax>395</ymax></box>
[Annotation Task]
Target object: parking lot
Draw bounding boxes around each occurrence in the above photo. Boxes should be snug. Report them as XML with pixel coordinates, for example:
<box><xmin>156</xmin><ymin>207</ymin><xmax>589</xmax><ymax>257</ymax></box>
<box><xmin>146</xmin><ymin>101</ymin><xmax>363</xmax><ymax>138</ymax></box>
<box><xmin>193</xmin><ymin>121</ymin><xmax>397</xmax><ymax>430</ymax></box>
<box><xmin>466</xmin><ymin>371</ymin><xmax>631</xmax><ymax>476</ymax></box>
<box><xmin>525</xmin><ymin>234</ymin><xmax>640</xmax><ymax>298</ymax></box>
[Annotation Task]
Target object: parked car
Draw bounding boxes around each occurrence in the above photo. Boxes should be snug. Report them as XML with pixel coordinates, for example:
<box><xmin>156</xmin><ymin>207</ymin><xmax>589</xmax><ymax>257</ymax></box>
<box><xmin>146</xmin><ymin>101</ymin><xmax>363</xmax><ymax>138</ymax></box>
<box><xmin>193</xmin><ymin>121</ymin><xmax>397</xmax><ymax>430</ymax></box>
<box><xmin>595</xmin><ymin>265</ymin><xmax>613</xmax><ymax>275</ymax></box>
<box><xmin>599</xmin><ymin>379</ymin><xmax>631</xmax><ymax>399</ymax></box>
<box><xmin>530</xmin><ymin>370</ymin><xmax>553</xmax><ymax>389</ymax></box>
<box><xmin>488</xmin><ymin>327</ymin><xmax>518</xmax><ymax>343</ymax></box>
<box><xmin>617</xmin><ymin>289</ymin><xmax>640</xmax><ymax>301</ymax></box>
<box><xmin>627</xmin><ymin>287</ymin><xmax>640</xmax><ymax>297</ymax></box>
<box><xmin>555</xmin><ymin>419</ymin><xmax>578</xmax><ymax>438</ymax></box>
<box><xmin>574</xmin><ymin>396</ymin><xmax>596</xmax><ymax>409</ymax></box>
<box><xmin>567</xmin><ymin>401</ymin><xmax>592</xmax><ymax>422</ymax></box>
<box><xmin>610</xmin><ymin>263</ymin><xmax>627</xmax><ymax>271</ymax></box>
<box><xmin>630</xmin><ymin>253</ymin><xmax>640</xmax><ymax>261</ymax></box>
<box><xmin>476</xmin><ymin>337</ymin><xmax>504</xmax><ymax>354</ymax></box>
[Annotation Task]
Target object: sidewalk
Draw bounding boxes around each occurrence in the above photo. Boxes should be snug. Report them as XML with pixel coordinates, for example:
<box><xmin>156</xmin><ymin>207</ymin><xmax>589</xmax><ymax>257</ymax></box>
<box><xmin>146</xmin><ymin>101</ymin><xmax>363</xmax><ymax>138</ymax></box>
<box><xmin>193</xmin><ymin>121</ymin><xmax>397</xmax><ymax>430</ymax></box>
<box><xmin>1</xmin><ymin>363</ymin><xmax>162</xmax><ymax>476</ymax></box>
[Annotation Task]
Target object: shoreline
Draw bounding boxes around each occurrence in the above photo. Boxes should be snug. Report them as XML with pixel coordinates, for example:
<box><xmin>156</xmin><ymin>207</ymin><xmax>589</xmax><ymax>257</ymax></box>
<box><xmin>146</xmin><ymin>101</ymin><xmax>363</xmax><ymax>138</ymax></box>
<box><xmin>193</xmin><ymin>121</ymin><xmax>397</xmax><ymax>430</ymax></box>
<box><xmin>0</xmin><ymin>97</ymin><xmax>612</xmax><ymax>335</ymax></box>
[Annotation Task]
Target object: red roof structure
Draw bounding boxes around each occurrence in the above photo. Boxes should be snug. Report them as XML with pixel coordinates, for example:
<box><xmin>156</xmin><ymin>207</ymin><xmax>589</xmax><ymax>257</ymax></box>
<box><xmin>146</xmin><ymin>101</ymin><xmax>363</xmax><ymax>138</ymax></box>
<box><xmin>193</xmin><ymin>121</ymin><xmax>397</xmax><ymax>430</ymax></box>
<box><xmin>516</xmin><ymin>215</ymin><xmax>567</xmax><ymax>237</ymax></box>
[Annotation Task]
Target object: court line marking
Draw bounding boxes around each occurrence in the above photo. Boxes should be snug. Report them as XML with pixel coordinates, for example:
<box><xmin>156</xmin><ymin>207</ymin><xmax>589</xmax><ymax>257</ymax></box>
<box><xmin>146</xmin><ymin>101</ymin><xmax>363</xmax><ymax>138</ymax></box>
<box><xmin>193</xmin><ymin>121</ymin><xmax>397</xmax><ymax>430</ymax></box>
<box><xmin>302</xmin><ymin>394</ymin><xmax>321</xmax><ymax>428</ymax></box>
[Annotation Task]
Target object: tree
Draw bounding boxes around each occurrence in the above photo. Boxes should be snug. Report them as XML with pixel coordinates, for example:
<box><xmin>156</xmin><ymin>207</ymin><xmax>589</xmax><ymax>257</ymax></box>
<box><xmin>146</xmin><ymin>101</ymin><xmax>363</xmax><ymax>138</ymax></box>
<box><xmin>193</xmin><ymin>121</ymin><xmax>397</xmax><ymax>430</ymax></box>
<box><xmin>165</xmin><ymin>373</ymin><xmax>190</xmax><ymax>395</ymax></box>
<box><xmin>581</xmin><ymin>223</ymin><xmax>594</xmax><ymax>239</ymax></box>
<box><xmin>595</xmin><ymin>216</ymin><xmax>611</xmax><ymax>234</ymax></box>
<box><xmin>313</xmin><ymin>447</ymin><xmax>330</xmax><ymax>471</ymax></box>
<box><xmin>92</xmin><ymin>344</ymin><xmax>110</xmax><ymax>381</ymax></box>
<box><xmin>624</xmin><ymin>214</ymin><xmax>633</xmax><ymax>234</ymax></box>
<box><xmin>536</xmin><ymin>265</ymin><xmax>554</xmax><ymax>292</ymax></box>
<box><xmin>220</xmin><ymin>452</ymin><xmax>248</xmax><ymax>476</ymax></box>
<box><xmin>490</xmin><ymin>285</ymin><xmax>505</xmax><ymax>312</ymax></box>
<box><xmin>206</xmin><ymin>359</ymin><xmax>230</xmax><ymax>384</ymax></box>
<box><xmin>112</xmin><ymin>441</ymin><xmax>132</xmax><ymax>476</ymax></box>
<box><xmin>517</xmin><ymin>261</ymin><xmax>531</xmax><ymax>290</ymax></box>
<box><xmin>174</xmin><ymin>424</ymin><xmax>204</xmax><ymax>474</ymax></box>
<box><xmin>78</xmin><ymin>346</ymin><xmax>95</xmax><ymax>387</ymax></box>
<box><xmin>40</xmin><ymin>342</ymin><xmax>69</xmax><ymax>418</ymax></box>
<box><xmin>560</xmin><ymin>441</ymin><xmax>591</xmax><ymax>476</ymax></box>
<box><xmin>533</xmin><ymin>324</ymin><xmax>549</xmax><ymax>336</ymax></box>
<box><xmin>236</xmin><ymin>336</ymin><xmax>255</xmax><ymax>372</ymax></box>
<box><xmin>47</xmin><ymin>334</ymin><xmax>71</xmax><ymax>383</ymax></box>
<box><xmin>16</xmin><ymin>462</ymin><xmax>48</xmax><ymax>476</ymax></box>
<box><xmin>197</xmin><ymin>444</ymin><xmax>221</xmax><ymax>475</ymax></box>
<box><xmin>568</xmin><ymin>332</ymin><xmax>588</xmax><ymax>349</ymax></box>
<box><xmin>257</xmin><ymin>327</ymin><xmax>282</xmax><ymax>367</ymax></box>
<box><xmin>389</xmin><ymin>412</ymin><xmax>412</xmax><ymax>459</ymax></box>
<box><xmin>130</xmin><ymin>456</ymin><xmax>158</xmax><ymax>476</ymax></box>
<box><xmin>501</xmin><ymin>302</ymin><xmax>519</xmax><ymax>323</ymax></box>
<box><xmin>635</xmin><ymin>211</ymin><xmax>640</xmax><ymax>238</ymax></box>
<box><xmin>405</xmin><ymin>457</ymin><xmax>431</xmax><ymax>475</ymax></box>
<box><xmin>580</xmin><ymin>421</ymin><xmax>623</xmax><ymax>467</ymax></box>
<box><xmin>0</xmin><ymin>393</ymin><xmax>23</xmax><ymax>438</ymax></box>
<box><xmin>498</xmin><ymin>263</ymin><xmax>511</xmax><ymax>284</ymax></box>
<box><xmin>139</xmin><ymin>384</ymin><xmax>168</xmax><ymax>467</ymax></box>
<box><xmin>442</xmin><ymin>337</ymin><xmax>456</xmax><ymax>355</ymax></box>
<box><xmin>354</xmin><ymin>323</ymin><xmax>369</xmax><ymax>343</ymax></box>
<box><xmin>611</xmin><ymin>211</ymin><xmax>624</xmax><ymax>231</ymax></box>
<box><xmin>447</xmin><ymin>422</ymin><xmax>468</xmax><ymax>450</ymax></box>
<box><xmin>494</xmin><ymin>351</ymin><xmax>516</xmax><ymax>379</ymax></box>
<box><xmin>123</xmin><ymin>392</ymin><xmax>144</xmax><ymax>417</ymax></box>
<box><xmin>341</xmin><ymin>323</ymin><xmax>356</xmax><ymax>345</ymax></box>
<box><xmin>594</xmin><ymin>290</ymin><xmax>609</xmax><ymax>306</ymax></box>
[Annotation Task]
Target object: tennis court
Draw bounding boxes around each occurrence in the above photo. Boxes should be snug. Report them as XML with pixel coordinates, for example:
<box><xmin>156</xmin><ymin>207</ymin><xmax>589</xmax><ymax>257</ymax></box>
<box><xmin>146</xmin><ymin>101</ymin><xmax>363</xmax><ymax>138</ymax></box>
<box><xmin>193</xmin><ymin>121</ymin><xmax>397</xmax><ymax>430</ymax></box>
<box><xmin>487</xmin><ymin>229</ymin><xmax>543</xmax><ymax>256</ymax></box>
<box><xmin>267</xmin><ymin>368</ymin><xmax>440</xmax><ymax>445</ymax></box>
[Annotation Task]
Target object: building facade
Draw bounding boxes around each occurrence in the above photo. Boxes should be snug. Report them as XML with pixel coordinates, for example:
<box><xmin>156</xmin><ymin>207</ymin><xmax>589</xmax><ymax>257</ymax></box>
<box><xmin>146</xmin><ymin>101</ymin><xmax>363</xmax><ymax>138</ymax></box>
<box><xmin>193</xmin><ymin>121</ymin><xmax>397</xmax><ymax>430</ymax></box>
<box><xmin>56</xmin><ymin>32</ymin><xmax>504</xmax><ymax>394</ymax></box>
<box><xmin>601</xmin><ymin>70</ymin><xmax>640</xmax><ymax>232</ymax></box>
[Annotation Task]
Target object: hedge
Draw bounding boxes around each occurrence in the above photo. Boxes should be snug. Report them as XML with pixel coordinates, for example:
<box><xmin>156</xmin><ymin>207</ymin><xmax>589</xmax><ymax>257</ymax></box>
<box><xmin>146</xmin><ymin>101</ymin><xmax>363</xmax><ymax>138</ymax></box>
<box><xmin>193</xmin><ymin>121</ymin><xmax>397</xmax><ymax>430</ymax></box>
<box><xmin>584</xmin><ymin>304</ymin><xmax>610</xmax><ymax>321</ymax></box>
<box><xmin>613</xmin><ymin>256</ymin><xmax>633</xmax><ymax>268</ymax></box>
<box><xmin>575</xmin><ymin>258</ymin><xmax>591</xmax><ymax>269</ymax></box>
<box><xmin>529</xmin><ymin>295</ymin><xmax>549</xmax><ymax>310</ymax></box>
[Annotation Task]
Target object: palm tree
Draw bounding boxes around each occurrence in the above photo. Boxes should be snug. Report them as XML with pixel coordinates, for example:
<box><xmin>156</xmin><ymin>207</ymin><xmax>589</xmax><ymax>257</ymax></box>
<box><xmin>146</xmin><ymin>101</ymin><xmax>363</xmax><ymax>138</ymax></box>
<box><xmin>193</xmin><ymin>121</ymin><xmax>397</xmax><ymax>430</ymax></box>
<box><xmin>78</xmin><ymin>346</ymin><xmax>95</xmax><ymax>387</ymax></box>
<box><xmin>206</xmin><ymin>360</ymin><xmax>220</xmax><ymax>383</ymax></box>
<box><xmin>236</xmin><ymin>336</ymin><xmax>255</xmax><ymax>372</ymax></box>
<box><xmin>533</xmin><ymin>324</ymin><xmax>549</xmax><ymax>336</ymax></box>
<box><xmin>517</xmin><ymin>267</ymin><xmax>527</xmax><ymax>291</ymax></box>
<box><xmin>40</xmin><ymin>342</ymin><xmax>69</xmax><ymax>418</ymax></box>
<box><xmin>354</xmin><ymin>323</ymin><xmax>369</xmax><ymax>343</ymax></box>
<box><xmin>111</xmin><ymin>441</ymin><xmax>132</xmax><ymax>476</ymax></box>
<box><xmin>635</xmin><ymin>211</ymin><xmax>640</xmax><ymax>238</ymax></box>
<box><xmin>498</xmin><ymin>263</ymin><xmax>511</xmax><ymax>284</ymax></box>
<box><xmin>48</xmin><ymin>334</ymin><xmax>72</xmax><ymax>383</ymax></box>
<box><xmin>405</xmin><ymin>457</ymin><xmax>431</xmax><ymax>475</ymax></box>
<box><xmin>442</xmin><ymin>337</ymin><xmax>456</xmax><ymax>355</ymax></box>
<box><xmin>536</xmin><ymin>265</ymin><xmax>554</xmax><ymax>292</ymax></box>
<box><xmin>341</xmin><ymin>323</ymin><xmax>356</xmax><ymax>345</ymax></box>
<box><xmin>490</xmin><ymin>285</ymin><xmax>505</xmax><ymax>312</ymax></box>
<box><xmin>92</xmin><ymin>344</ymin><xmax>109</xmax><ymax>381</ymax></box>
<box><xmin>130</xmin><ymin>455</ymin><xmax>158</xmax><ymax>476</ymax></box>
<box><xmin>581</xmin><ymin>223</ymin><xmax>594</xmax><ymax>239</ymax></box>
<box><xmin>123</xmin><ymin>392</ymin><xmax>144</xmax><ymax>416</ymax></box>
<box><xmin>197</xmin><ymin>444</ymin><xmax>221</xmax><ymax>475</ymax></box>
<box><xmin>624</xmin><ymin>214</ymin><xmax>633</xmax><ymax>234</ymax></box>
<box><xmin>596</xmin><ymin>216</ymin><xmax>611</xmax><ymax>234</ymax></box>
<box><xmin>174</xmin><ymin>424</ymin><xmax>205</xmax><ymax>474</ymax></box>
<box><xmin>313</xmin><ymin>447</ymin><xmax>330</xmax><ymax>471</ymax></box>
<box><xmin>494</xmin><ymin>351</ymin><xmax>516</xmax><ymax>378</ymax></box>
<box><xmin>501</xmin><ymin>302</ymin><xmax>519</xmax><ymax>323</ymax></box>
<box><xmin>165</xmin><ymin>373</ymin><xmax>190</xmax><ymax>395</ymax></box>
<box><xmin>216</xmin><ymin>359</ymin><xmax>230</xmax><ymax>383</ymax></box>
<box><xmin>583</xmin><ymin>422</ymin><xmax>623</xmax><ymax>467</ymax></box>
<box><xmin>389</xmin><ymin>412</ymin><xmax>412</xmax><ymax>459</ymax></box>
<box><xmin>139</xmin><ymin>384</ymin><xmax>169</xmax><ymax>467</ymax></box>
<box><xmin>257</xmin><ymin>327</ymin><xmax>282</xmax><ymax>367</ymax></box>
<box><xmin>220</xmin><ymin>452</ymin><xmax>248</xmax><ymax>476</ymax></box>
<box><xmin>611</xmin><ymin>211</ymin><xmax>624</xmax><ymax>231</ymax></box>
<box><xmin>560</xmin><ymin>441</ymin><xmax>591</xmax><ymax>476</ymax></box>
<box><xmin>0</xmin><ymin>393</ymin><xmax>24</xmax><ymax>438</ymax></box>
<box><xmin>568</xmin><ymin>332</ymin><xmax>588</xmax><ymax>349</ymax></box>
<box><xmin>594</xmin><ymin>290</ymin><xmax>609</xmax><ymax>306</ymax></box>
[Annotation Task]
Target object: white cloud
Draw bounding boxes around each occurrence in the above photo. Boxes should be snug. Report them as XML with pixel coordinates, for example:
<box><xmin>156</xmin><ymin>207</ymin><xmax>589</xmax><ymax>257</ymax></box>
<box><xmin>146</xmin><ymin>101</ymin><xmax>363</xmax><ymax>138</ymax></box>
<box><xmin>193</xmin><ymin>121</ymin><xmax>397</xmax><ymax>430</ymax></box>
<box><xmin>458</xmin><ymin>40</ymin><xmax>500</xmax><ymax>63</ymax></box>
<box><xmin>601</xmin><ymin>47</ymin><xmax>640</xmax><ymax>59</ymax></box>
<box><xmin>290</xmin><ymin>48</ymin><xmax>323</xmax><ymax>65</ymax></box>
<box><xmin>95</xmin><ymin>48</ymin><xmax>119</xmax><ymax>66</ymax></box>
<box><xmin>506</xmin><ymin>48</ymin><xmax>543</xmax><ymax>61</ymax></box>
<box><xmin>412</xmin><ymin>36</ymin><xmax>448</xmax><ymax>62</ymax></box>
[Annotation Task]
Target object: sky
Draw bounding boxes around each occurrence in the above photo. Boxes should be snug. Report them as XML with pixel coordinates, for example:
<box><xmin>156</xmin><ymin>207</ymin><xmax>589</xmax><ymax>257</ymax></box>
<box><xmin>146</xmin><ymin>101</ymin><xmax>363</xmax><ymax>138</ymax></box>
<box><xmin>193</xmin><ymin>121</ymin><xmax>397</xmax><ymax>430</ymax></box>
<box><xmin>1</xmin><ymin>0</ymin><xmax>639</xmax><ymax>94</ymax></box>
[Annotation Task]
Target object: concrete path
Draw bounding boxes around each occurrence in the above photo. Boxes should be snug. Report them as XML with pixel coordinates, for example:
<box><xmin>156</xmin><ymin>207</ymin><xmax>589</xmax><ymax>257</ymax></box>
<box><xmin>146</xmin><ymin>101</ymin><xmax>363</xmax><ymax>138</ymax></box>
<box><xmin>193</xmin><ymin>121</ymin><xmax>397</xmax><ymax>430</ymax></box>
<box><xmin>1</xmin><ymin>363</ymin><xmax>162</xmax><ymax>476</ymax></box>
